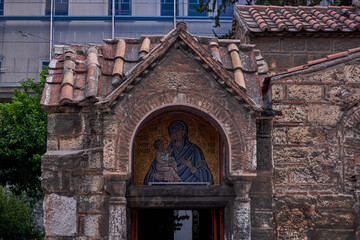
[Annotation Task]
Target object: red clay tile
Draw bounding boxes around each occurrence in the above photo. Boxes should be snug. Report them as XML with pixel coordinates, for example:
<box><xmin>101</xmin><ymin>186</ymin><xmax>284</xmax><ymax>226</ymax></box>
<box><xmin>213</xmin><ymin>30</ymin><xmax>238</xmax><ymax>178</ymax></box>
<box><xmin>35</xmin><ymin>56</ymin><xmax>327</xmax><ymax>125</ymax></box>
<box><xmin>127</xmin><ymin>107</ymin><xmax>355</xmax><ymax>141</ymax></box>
<box><xmin>60</xmin><ymin>83</ymin><xmax>74</xmax><ymax>103</ymax></box>
<box><xmin>307</xmin><ymin>57</ymin><xmax>328</xmax><ymax>65</ymax></box>
<box><xmin>75</xmin><ymin>63</ymin><xmax>87</xmax><ymax>73</ymax></box>
<box><xmin>236</xmin><ymin>5</ymin><xmax>360</xmax><ymax>33</ymax></box>
<box><xmin>287</xmin><ymin>65</ymin><xmax>305</xmax><ymax>72</ymax></box>
<box><xmin>46</xmin><ymin>74</ymin><xmax>63</xmax><ymax>84</ymax></box>
<box><xmin>327</xmin><ymin>52</ymin><xmax>347</xmax><ymax>60</ymax></box>
<box><xmin>74</xmin><ymin>74</ymin><xmax>86</xmax><ymax>89</ymax></box>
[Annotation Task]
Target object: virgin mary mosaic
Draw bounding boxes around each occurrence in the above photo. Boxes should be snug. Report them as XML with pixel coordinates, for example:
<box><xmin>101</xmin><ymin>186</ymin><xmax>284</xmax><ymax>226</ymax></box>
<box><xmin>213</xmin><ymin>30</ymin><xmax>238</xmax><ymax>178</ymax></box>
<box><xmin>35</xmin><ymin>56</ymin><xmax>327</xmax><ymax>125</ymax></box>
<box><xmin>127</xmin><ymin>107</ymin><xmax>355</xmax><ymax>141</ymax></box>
<box><xmin>134</xmin><ymin>112</ymin><xmax>221</xmax><ymax>186</ymax></box>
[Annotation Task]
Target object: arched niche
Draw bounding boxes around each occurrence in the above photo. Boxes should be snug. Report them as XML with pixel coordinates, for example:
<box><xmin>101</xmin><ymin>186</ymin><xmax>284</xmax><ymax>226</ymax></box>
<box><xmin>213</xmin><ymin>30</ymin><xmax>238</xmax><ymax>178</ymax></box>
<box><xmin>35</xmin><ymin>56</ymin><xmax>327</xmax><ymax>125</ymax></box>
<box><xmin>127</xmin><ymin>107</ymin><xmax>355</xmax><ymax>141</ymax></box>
<box><xmin>131</xmin><ymin>106</ymin><xmax>229</xmax><ymax>186</ymax></box>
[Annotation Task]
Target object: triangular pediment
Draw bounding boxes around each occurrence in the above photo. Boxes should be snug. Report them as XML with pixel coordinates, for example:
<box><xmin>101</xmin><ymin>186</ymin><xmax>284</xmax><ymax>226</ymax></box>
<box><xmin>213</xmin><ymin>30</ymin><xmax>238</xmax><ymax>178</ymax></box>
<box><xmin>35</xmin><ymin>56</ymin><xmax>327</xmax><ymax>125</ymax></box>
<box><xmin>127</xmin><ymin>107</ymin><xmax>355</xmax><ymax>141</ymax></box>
<box><xmin>41</xmin><ymin>22</ymin><xmax>267</xmax><ymax>111</ymax></box>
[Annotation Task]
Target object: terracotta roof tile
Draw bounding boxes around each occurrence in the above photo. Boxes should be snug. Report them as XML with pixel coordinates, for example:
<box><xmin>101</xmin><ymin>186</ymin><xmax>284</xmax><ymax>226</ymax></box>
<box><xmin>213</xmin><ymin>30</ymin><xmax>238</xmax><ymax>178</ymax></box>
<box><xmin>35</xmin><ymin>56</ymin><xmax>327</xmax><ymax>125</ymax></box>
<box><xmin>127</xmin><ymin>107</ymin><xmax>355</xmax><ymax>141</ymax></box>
<box><xmin>234</xmin><ymin>5</ymin><xmax>360</xmax><ymax>33</ymax></box>
<box><xmin>41</xmin><ymin>22</ymin><xmax>268</xmax><ymax>111</ymax></box>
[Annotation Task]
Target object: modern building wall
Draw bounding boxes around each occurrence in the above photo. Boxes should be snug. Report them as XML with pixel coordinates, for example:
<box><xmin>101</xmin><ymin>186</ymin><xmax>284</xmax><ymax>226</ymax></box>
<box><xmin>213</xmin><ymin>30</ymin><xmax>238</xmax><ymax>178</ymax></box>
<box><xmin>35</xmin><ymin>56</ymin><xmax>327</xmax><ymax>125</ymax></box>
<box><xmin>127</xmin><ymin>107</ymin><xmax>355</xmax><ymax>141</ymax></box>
<box><xmin>0</xmin><ymin>0</ymin><xmax>237</xmax><ymax>101</ymax></box>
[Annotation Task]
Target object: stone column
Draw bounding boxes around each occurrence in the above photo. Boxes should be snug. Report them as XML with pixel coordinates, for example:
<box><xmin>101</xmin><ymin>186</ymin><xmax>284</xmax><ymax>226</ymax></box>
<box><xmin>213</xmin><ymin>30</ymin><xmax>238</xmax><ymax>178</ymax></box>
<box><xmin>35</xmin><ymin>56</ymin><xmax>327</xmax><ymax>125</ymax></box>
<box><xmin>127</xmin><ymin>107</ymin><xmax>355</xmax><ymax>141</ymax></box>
<box><xmin>228</xmin><ymin>174</ymin><xmax>256</xmax><ymax>240</ymax></box>
<box><xmin>104</xmin><ymin>172</ymin><xmax>129</xmax><ymax>240</ymax></box>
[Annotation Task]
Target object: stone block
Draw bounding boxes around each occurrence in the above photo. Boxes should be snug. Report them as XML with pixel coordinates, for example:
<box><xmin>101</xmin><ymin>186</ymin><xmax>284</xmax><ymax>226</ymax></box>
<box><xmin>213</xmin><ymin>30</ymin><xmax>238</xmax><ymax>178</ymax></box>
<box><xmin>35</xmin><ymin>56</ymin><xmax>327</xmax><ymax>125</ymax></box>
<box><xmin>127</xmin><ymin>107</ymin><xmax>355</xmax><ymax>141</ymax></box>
<box><xmin>103</xmin><ymin>137</ymin><xmax>116</xmax><ymax>169</ymax></box>
<box><xmin>344</xmin><ymin>64</ymin><xmax>360</xmax><ymax>83</ymax></box>
<box><xmin>271</xmin><ymin>85</ymin><xmax>284</xmax><ymax>101</ymax></box>
<box><xmin>43</xmin><ymin>194</ymin><xmax>77</xmax><ymax>236</ymax></box>
<box><xmin>316</xmin><ymin>211</ymin><xmax>355</xmax><ymax>229</ymax></box>
<box><xmin>256</xmin><ymin>137</ymin><xmax>272</xmax><ymax>171</ymax></box>
<box><xmin>334</xmin><ymin>39</ymin><xmax>360</xmax><ymax>52</ymax></box>
<box><xmin>253</xmin><ymin>37</ymin><xmax>280</xmax><ymax>52</ymax></box>
<box><xmin>272</xmin><ymin>127</ymin><xmax>287</xmax><ymax>144</ymax></box>
<box><xmin>306</xmin><ymin>38</ymin><xmax>333</xmax><ymax>51</ymax></box>
<box><xmin>71</xmin><ymin>174</ymin><xmax>104</xmax><ymax>193</ymax></box>
<box><xmin>273</xmin><ymin>104</ymin><xmax>307</xmax><ymax>123</ymax></box>
<box><xmin>274</xmin><ymin>168</ymin><xmax>288</xmax><ymax>184</ymax></box>
<box><xmin>314</xmin><ymin>230</ymin><xmax>355</xmax><ymax>240</ymax></box>
<box><xmin>308</xmin><ymin>67</ymin><xmax>344</xmax><ymax>83</ymax></box>
<box><xmin>307</xmin><ymin>104</ymin><xmax>342</xmax><ymax>127</ymax></box>
<box><xmin>78</xmin><ymin>194</ymin><xmax>108</xmax><ymax>213</ymax></box>
<box><xmin>288</xmin><ymin>127</ymin><xmax>315</xmax><ymax>144</ymax></box>
<box><xmin>316</xmin><ymin>195</ymin><xmax>355</xmax><ymax>209</ymax></box>
<box><xmin>289</xmin><ymin>166</ymin><xmax>340</xmax><ymax>184</ymax></box>
<box><xmin>251</xmin><ymin>230</ymin><xmax>274</xmax><ymax>240</ymax></box>
<box><xmin>251</xmin><ymin>173</ymin><xmax>272</xmax><ymax>193</ymax></box>
<box><xmin>273</xmin><ymin>146</ymin><xmax>308</xmax><ymax>164</ymax></box>
<box><xmin>293</xmin><ymin>54</ymin><xmax>310</xmax><ymax>67</ymax></box>
<box><xmin>287</xmin><ymin>85</ymin><xmax>323</xmax><ymax>102</ymax></box>
<box><xmin>281</xmin><ymin>37</ymin><xmax>306</xmax><ymax>52</ymax></box>
<box><xmin>104</xmin><ymin>119</ymin><xmax>118</xmax><ymax>135</ymax></box>
<box><xmin>245</xmin><ymin>138</ymin><xmax>257</xmax><ymax>170</ymax></box>
<box><xmin>251</xmin><ymin>211</ymin><xmax>273</xmax><ymax>229</ymax></box>
<box><xmin>54</xmin><ymin>113</ymin><xmax>82</xmax><ymax>135</ymax></box>
<box><xmin>59</xmin><ymin>135</ymin><xmax>84</xmax><ymax>150</ymax></box>
<box><xmin>250</xmin><ymin>194</ymin><xmax>272</xmax><ymax>210</ymax></box>
<box><xmin>263</xmin><ymin>53</ymin><xmax>292</xmax><ymax>71</ymax></box>
<box><xmin>84</xmin><ymin>215</ymin><xmax>107</xmax><ymax>237</ymax></box>
<box><xmin>87</xmin><ymin>150</ymin><xmax>103</xmax><ymax>169</ymax></box>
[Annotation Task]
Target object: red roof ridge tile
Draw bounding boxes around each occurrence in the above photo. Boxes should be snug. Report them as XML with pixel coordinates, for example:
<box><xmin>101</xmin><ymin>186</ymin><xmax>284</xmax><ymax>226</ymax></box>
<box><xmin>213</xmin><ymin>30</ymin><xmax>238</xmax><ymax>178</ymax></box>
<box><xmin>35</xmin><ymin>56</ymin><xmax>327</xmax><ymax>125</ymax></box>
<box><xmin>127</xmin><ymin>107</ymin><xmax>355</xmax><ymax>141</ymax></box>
<box><xmin>286</xmin><ymin>46</ymin><xmax>360</xmax><ymax>74</ymax></box>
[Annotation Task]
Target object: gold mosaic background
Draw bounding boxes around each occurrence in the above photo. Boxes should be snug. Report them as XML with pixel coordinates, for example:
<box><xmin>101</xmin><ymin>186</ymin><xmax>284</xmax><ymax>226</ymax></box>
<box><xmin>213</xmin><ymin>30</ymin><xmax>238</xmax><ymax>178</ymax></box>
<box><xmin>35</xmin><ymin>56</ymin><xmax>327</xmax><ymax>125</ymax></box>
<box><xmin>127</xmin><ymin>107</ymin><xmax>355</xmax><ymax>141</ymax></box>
<box><xmin>134</xmin><ymin>111</ymin><xmax>220</xmax><ymax>185</ymax></box>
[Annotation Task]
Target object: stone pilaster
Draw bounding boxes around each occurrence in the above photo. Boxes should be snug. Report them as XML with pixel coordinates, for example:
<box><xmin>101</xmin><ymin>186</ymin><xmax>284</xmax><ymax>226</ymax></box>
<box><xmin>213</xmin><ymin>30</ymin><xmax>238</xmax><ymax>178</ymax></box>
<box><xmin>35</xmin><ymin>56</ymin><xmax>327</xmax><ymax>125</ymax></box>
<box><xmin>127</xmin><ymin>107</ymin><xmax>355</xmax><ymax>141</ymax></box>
<box><xmin>228</xmin><ymin>173</ymin><xmax>256</xmax><ymax>240</ymax></box>
<box><xmin>104</xmin><ymin>172</ymin><xmax>130</xmax><ymax>240</ymax></box>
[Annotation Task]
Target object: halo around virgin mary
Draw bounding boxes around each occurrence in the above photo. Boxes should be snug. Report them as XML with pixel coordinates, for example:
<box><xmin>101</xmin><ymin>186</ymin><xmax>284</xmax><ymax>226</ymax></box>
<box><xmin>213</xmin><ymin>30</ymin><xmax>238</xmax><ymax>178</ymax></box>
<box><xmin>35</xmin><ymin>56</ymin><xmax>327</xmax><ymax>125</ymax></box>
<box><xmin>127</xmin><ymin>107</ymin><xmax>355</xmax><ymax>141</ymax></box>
<box><xmin>144</xmin><ymin>120</ymin><xmax>214</xmax><ymax>185</ymax></box>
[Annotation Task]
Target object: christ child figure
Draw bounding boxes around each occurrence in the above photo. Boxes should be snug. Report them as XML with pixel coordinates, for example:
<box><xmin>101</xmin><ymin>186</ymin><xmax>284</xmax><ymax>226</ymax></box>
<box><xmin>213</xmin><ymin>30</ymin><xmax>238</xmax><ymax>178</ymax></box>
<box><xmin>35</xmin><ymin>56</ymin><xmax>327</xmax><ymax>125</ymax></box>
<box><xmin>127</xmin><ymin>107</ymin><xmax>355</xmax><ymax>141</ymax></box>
<box><xmin>153</xmin><ymin>139</ymin><xmax>182</xmax><ymax>182</ymax></box>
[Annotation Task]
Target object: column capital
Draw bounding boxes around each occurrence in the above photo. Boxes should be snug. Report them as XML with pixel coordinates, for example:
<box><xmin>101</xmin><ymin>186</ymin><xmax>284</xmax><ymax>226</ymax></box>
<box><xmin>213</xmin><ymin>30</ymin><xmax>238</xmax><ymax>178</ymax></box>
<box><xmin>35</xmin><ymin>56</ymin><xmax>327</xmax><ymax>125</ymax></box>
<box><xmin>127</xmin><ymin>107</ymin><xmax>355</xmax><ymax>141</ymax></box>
<box><xmin>103</xmin><ymin>171</ymin><xmax>130</xmax><ymax>197</ymax></box>
<box><xmin>227</xmin><ymin>172</ymin><xmax>256</xmax><ymax>202</ymax></box>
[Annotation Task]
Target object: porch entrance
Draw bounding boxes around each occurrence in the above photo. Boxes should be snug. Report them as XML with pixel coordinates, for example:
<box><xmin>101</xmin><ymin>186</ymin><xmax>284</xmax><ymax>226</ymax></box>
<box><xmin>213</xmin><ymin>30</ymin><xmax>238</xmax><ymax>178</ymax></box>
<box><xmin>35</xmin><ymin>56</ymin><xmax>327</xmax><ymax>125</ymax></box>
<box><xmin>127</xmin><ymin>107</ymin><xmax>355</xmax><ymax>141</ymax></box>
<box><xmin>131</xmin><ymin>209</ymin><xmax>224</xmax><ymax>240</ymax></box>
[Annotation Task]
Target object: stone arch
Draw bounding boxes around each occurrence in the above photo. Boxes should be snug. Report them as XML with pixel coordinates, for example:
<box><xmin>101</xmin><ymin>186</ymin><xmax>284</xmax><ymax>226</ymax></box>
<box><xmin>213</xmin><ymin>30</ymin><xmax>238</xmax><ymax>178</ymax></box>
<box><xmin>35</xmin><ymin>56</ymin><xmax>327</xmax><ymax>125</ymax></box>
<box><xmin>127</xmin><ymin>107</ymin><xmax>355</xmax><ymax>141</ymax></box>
<box><xmin>337</xmin><ymin>102</ymin><xmax>360</xmax><ymax>193</ymax></box>
<box><xmin>112</xmin><ymin>91</ymin><xmax>255</xmax><ymax>176</ymax></box>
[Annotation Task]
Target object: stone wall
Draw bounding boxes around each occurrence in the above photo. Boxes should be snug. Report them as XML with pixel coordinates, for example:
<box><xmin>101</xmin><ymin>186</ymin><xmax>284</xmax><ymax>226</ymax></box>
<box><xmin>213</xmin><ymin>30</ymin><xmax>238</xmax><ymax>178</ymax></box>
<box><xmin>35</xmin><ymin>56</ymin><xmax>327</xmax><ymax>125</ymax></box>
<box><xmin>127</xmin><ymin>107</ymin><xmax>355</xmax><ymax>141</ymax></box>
<box><xmin>269</xmin><ymin>57</ymin><xmax>360</xmax><ymax>239</ymax></box>
<box><xmin>249</xmin><ymin>36</ymin><xmax>360</xmax><ymax>74</ymax></box>
<box><xmin>42</xmin><ymin>107</ymin><xmax>109</xmax><ymax>239</ymax></box>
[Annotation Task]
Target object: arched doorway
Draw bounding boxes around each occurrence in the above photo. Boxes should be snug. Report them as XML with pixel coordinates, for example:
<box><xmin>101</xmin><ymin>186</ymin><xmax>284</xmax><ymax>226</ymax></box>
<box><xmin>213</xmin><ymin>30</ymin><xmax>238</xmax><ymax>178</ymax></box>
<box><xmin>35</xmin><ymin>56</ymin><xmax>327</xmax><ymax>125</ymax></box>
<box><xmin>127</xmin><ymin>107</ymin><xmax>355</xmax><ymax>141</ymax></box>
<box><xmin>129</xmin><ymin>107</ymin><xmax>228</xmax><ymax>240</ymax></box>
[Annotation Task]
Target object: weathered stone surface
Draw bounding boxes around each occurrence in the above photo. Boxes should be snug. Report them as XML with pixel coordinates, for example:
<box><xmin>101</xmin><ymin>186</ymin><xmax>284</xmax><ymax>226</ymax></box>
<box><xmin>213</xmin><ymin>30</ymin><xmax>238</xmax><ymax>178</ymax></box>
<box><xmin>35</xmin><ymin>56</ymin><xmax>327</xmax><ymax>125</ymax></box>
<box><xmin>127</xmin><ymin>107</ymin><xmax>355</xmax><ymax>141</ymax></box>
<box><xmin>287</xmin><ymin>85</ymin><xmax>323</xmax><ymax>101</ymax></box>
<box><xmin>84</xmin><ymin>214</ymin><xmax>106</xmax><ymax>237</ymax></box>
<box><xmin>272</xmin><ymin>127</ymin><xmax>287</xmax><ymax>144</ymax></box>
<box><xmin>273</xmin><ymin>104</ymin><xmax>307</xmax><ymax>123</ymax></box>
<box><xmin>275</xmin><ymin>197</ymin><xmax>315</xmax><ymax>240</ymax></box>
<box><xmin>43</xmin><ymin>194</ymin><xmax>77</xmax><ymax>236</ymax></box>
<box><xmin>271</xmin><ymin>85</ymin><xmax>284</xmax><ymax>101</ymax></box>
<box><xmin>307</xmin><ymin>104</ymin><xmax>342</xmax><ymax>126</ymax></box>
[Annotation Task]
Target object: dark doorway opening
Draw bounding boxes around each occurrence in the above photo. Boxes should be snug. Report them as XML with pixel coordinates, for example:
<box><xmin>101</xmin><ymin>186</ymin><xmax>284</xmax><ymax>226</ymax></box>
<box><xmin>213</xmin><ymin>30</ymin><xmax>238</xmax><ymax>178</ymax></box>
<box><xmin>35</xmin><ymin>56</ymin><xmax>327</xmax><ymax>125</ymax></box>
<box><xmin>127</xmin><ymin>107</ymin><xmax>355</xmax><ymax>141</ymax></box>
<box><xmin>132</xmin><ymin>209</ymin><xmax>224</xmax><ymax>240</ymax></box>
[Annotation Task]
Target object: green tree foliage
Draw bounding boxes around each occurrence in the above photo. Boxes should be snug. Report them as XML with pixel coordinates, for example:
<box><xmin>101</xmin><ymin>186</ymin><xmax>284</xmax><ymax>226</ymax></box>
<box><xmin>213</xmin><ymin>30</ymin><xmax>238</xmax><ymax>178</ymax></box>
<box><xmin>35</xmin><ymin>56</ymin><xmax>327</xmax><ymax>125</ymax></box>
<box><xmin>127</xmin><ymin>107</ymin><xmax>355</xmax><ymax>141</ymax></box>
<box><xmin>0</xmin><ymin>186</ymin><xmax>42</xmax><ymax>239</ymax></box>
<box><xmin>197</xmin><ymin>0</ymin><xmax>352</xmax><ymax>27</ymax></box>
<box><xmin>0</xmin><ymin>68</ymin><xmax>47</xmax><ymax>198</ymax></box>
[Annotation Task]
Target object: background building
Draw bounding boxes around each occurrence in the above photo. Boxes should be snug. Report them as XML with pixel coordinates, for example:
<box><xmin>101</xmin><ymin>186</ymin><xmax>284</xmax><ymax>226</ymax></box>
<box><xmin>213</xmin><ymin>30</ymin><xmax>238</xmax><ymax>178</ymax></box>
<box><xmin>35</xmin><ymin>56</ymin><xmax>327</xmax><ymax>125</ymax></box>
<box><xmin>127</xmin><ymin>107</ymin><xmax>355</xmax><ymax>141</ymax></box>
<box><xmin>0</xmin><ymin>0</ymin><xmax>237</xmax><ymax>101</ymax></box>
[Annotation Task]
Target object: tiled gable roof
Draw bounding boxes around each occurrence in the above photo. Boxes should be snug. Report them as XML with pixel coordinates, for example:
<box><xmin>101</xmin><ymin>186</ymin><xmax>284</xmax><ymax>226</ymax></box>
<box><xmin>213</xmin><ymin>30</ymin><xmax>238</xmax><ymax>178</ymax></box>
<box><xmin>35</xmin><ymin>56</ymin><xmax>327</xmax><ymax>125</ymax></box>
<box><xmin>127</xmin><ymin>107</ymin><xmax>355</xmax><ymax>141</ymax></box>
<box><xmin>233</xmin><ymin>5</ymin><xmax>360</xmax><ymax>34</ymax></box>
<box><xmin>41</xmin><ymin>22</ymin><xmax>269</xmax><ymax>111</ymax></box>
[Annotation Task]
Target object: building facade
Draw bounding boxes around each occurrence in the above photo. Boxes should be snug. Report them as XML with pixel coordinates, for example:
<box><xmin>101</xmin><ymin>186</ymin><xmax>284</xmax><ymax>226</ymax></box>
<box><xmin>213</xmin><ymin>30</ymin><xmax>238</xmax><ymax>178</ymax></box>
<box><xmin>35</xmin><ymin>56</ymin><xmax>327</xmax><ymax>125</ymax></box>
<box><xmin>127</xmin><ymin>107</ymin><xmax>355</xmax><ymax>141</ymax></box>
<box><xmin>0</xmin><ymin>0</ymin><xmax>236</xmax><ymax>101</ymax></box>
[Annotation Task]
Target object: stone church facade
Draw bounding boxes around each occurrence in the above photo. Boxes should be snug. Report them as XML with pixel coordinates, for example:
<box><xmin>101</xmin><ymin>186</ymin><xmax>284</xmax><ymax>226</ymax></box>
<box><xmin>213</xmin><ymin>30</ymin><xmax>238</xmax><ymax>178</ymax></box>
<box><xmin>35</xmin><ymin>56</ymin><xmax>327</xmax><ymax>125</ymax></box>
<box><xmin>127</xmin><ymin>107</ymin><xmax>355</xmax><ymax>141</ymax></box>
<box><xmin>41</xmin><ymin>19</ymin><xmax>360</xmax><ymax>239</ymax></box>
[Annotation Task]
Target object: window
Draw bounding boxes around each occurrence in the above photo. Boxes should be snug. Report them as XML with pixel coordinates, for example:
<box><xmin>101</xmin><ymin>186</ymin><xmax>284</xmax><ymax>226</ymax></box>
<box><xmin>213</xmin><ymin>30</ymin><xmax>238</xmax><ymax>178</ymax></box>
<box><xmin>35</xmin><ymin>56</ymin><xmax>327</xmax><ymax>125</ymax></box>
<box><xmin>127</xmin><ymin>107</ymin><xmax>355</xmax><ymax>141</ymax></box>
<box><xmin>217</xmin><ymin>2</ymin><xmax>234</xmax><ymax>17</ymax></box>
<box><xmin>42</xmin><ymin>61</ymin><xmax>50</xmax><ymax>70</ymax></box>
<box><xmin>46</xmin><ymin>0</ymin><xmax>69</xmax><ymax>16</ymax></box>
<box><xmin>188</xmin><ymin>0</ymin><xmax>207</xmax><ymax>17</ymax></box>
<box><xmin>109</xmin><ymin>0</ymin><xmax>131</xmax><ymax>16</ymax></box>
<box><xmin>161</xmin><ymin>0</ymin><xmax>178</xmax><ymax>16</ymax></box>
<box><xmin>0</xmin><ymin>0</ymin><xmax>4</xmax><ymax>15</ymax></box>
